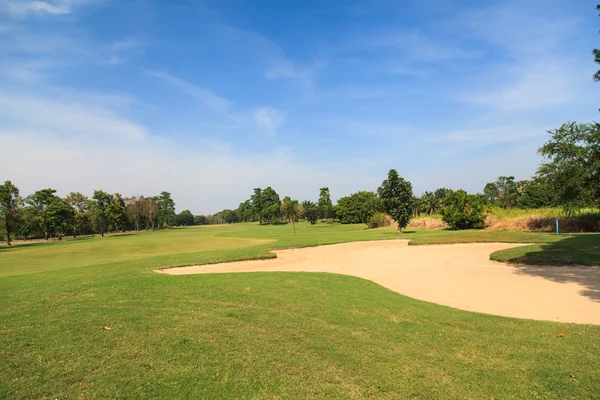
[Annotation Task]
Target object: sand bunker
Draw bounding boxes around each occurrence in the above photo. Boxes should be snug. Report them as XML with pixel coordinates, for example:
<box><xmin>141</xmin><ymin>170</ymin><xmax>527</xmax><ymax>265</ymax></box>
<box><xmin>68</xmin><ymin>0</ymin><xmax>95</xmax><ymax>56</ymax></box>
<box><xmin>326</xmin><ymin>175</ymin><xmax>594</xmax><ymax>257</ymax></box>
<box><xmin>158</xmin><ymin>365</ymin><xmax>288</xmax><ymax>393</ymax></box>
<box><xmin>158</xmin><ymin>240</ymin><xmax>600</xmax><ymax>324</ymax></box>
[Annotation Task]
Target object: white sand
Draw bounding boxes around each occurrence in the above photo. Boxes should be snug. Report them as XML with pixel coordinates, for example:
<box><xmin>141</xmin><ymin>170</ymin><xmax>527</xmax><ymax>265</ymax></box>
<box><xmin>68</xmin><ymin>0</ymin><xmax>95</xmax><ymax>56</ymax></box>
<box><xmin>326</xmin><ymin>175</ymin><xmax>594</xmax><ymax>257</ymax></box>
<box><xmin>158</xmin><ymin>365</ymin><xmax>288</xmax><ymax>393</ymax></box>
<box><xmin>157</xmin><ymin>240</ymin><xmax>600</xmax><ymax>324</ymax></box>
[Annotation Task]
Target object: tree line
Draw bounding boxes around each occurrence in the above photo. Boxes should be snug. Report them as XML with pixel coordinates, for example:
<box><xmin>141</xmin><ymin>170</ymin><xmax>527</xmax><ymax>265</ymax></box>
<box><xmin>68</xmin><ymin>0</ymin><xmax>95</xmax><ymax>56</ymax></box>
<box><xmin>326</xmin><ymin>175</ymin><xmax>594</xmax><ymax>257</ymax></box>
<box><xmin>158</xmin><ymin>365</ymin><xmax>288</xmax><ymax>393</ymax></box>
<box><xmin>1</xmin><ymin>121</ymin><xmax>599</xmax><ymax>245</ymax></box>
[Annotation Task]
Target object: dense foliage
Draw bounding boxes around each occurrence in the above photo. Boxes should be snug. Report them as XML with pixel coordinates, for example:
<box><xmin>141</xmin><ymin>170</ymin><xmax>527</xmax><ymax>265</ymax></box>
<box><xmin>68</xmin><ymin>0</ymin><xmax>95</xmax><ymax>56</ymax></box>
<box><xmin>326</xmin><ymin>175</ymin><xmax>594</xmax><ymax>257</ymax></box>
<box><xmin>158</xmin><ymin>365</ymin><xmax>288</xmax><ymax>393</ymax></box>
<box><xmin>377</xmin><ymin>169</ymin><xmax>414</xmax><ymax>232</ymax></box>
<box><xmin>440</xmin><ymin>190</ymin><xmax>486</xmax><ymax>230</ymax></box>
<box><xmin>335</xmin><ymin>191</ymin><xmax>380</xmax><ymax>225</ymax></box>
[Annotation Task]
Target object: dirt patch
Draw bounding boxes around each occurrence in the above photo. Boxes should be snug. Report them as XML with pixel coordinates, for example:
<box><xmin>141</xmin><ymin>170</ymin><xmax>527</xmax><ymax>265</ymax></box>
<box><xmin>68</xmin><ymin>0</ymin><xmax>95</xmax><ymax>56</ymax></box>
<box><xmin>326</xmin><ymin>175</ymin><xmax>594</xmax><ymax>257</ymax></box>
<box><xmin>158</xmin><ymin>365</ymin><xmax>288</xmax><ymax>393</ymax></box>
<box><xmin>485</xmin><ymin>215</ymin><xmax>600</xmax><ymax>232</ymax></box>
<box><xmin>408</xmin><ymin>218</ymin><xmax>449</xmax><ymax>229</ymax></box>
<box><xmin>157</xmin><ymin>240</ymin><xmax>600</xmax><ymax>325</ymax></box>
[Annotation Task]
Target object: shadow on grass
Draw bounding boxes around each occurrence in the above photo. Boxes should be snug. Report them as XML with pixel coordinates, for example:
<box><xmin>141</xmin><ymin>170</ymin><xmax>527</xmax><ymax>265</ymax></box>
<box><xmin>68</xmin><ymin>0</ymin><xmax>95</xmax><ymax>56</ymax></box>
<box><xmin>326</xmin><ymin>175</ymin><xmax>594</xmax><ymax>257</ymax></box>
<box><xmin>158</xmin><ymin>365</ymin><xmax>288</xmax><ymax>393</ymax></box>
<box><xmin>509</xmin><ymin>234</ymin><xmax>600</xmax><ymax>303</ymax></box>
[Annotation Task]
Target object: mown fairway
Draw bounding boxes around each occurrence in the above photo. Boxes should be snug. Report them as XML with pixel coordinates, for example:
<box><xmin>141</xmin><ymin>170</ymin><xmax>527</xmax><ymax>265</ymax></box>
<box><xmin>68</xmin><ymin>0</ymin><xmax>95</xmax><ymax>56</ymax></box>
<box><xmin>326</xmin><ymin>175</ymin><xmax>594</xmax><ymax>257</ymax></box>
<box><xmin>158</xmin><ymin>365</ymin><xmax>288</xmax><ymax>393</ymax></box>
<box><xmin>1</xmin><ymin>223</ymin><xmax>599</xmax><ymax>399</ymax></box>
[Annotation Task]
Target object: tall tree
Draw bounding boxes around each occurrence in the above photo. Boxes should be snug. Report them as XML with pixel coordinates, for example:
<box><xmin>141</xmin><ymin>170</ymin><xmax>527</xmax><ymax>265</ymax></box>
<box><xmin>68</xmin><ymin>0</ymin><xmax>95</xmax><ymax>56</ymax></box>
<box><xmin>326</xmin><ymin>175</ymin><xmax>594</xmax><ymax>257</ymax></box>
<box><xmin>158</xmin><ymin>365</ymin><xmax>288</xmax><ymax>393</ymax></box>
<box><xmin>44</xmin><ymin>199</ymin><xmax>74</xmax><ymax>240</ymax></box>
<box><xmin>301</xmin><ymin>200</ymin><xmax>319</xmax><ymax>225</ymax></box>
<box><xmin>91</xmin><ymin>190</ymin><xmax>112</xmax><ymax>237</ymax></box>
<box><xmin>26</xmin><ymin>188</ymin><xmax>58</xmax><ymax>240</ymax></box>
<box><xmin>318</xmin><ymin>187</ymin><xmax>333</xmax><ymax>220</ymax></box>
<box><xmin>281</xmin><ymin>196</ymin><xmax>300</xmax><ymax>233</ymax></box>
<box><xmin>65</xmin><ymin>192</ymin><xmax>90</xmax><ymax>238</ymax></box>
<box><xmin>377</xmin><ymin>169</ymin><xmax>414</xmax><ymax>233</ymax></box>
<box><xmin>483</xmin><ymin>183</ymin><xmax>500</xmax><ymax>205</ymax></box>
<box><xmin>537</xmin><ymin>121</ymin><xmax>599</xmax><ymax>215</ymax></box>
<box><xmin>145</xmin><ymin>197</ymin><xmax>158</xmax><ymax>231</ymax></box>
<box><xmin>176</xmin><ymin>210</ymin><xmax>195</xmax><ymax>226</ymax></box>
<box><xmin>107</xmin><ymin>193</ymin><xmax>128</xmax><ymax>232</ymax></box>
<box><xmin>260</xmin><ymin>187</ymin><xmax>281</xmax><ymax>224</ymax></box>
<box><xmin>336</xmin><ymin>191</ymin><xmax>380</xmax><ymax>225</ymax></box>
<box><xmin>495</xmin><ymin>176</ymin><xmax>518</xmax><ymax>208</ymax></box>
<box><xmin>156</xmin><ymin>191</ymin><xmax>176</xmax><ymax>228</ymax></box>
<box><xmin>126</xmin><ymin>196</ymin><xmax>142</xmax><ymax>231</ymax></box>
<box><xmin>251</xmin><ymin>188</ymin><xmax>263</xmax><ymax>224</ymax></box>
<box><xmin>0</xmin><ymin>181</ymin><xmax>20</xmax><ymax>246</ymax></box>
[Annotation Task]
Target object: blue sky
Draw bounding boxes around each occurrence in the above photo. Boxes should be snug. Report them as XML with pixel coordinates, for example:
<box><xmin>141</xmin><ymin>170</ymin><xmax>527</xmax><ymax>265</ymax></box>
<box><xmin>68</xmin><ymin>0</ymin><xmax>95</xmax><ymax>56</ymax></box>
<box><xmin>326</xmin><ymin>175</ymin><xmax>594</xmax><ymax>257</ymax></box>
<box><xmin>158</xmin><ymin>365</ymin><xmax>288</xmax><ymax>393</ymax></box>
<box><xmin>1</xmin><ymin>0</ymin><xmax>598</xmax><ymax>214</ymax></box>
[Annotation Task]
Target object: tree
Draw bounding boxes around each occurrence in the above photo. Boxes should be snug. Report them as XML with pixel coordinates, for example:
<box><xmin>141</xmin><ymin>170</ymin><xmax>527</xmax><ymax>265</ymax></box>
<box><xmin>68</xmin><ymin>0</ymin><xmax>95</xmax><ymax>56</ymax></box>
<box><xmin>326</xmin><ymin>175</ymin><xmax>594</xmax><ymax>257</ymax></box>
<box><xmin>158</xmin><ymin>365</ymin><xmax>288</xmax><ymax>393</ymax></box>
<box><xmin>301</xmin><ymin>200</ymin><xmax>319</xmax><ymax>225</ymax></box>
<box><xmin>65</xmin><ymin>192</ymin><xmax>91</xmax><ymax>238</ymax></box>
<box><xmin>420</xmin><ymin>191</ymin><xmax>438</xmax><ymax>216</ymax></box>
<box><xmin>440</xmin><ymin>190</ymin><xmax>485</xmax><ymax>230</ymax></box>
<box><xmin>90</xmin><ymin>190</ymin><xmax>112</xmax><ymax>237</ymax></box>
<box><xmin>434</xmin><ymin>188</ymin><xmax>454</xmax><ymax>209</ymax></box>
<box><xmin>107</xmin><ymin>193</ymin><xmax>128</xmax><ymax>232</ymax></box>
<box><xmin>281</xmin><ymin>196</ymin><xmax>300</xmax><ymax>233</ymax></box>
<box><xmin>495</xmin><ymin>176</ymin><xmax>518</xmax><ymax>208</ymax></box>
<box><xmin>44</xmin><ymin>199</ymin><xmax>74</xmax><ymax>239</ymax></box>
<box><xmin>318</xmin><ymin>187</ymin><xmax>333</xmax><ymax>220</ymax></box>
<box><xmin>537</xmin><ymin>121</ymin><xmax>599</xmax><ymax>215</ymax></box>
<box><xmin>237</xmin><ymin>200</ymin><xmax>253</xmax><ymax>222</ymax></box>
<box><xmin>336</xmin><ymin>191</ymin><xmax>380</xmax><ymax>225</ymax></box>
<box><xmin>377</xmin><ymin>169</ymin><xmax>413</xmax><ymax>232</ymax></box>
<box><xmin>483</xmin><ymin>183</ymin><xmax>500</xmax><ymax>205</ymax></box>
<box><xmin>145</xmin><ymin>197</ymin><xmax>158</xmax><ymax>231</ymax></box>
<box><xmin>157</xmin><ymin>191</ymin><xmax>176</xmax><ymax>228</ymax></box>
<box><xmin>194</xmin><ymin>215</ymin><xmax>208</xmax><ymax>225</ymax></box>
<box><xmin>260</xmin><ymin>187</ymin><xmax>281</xmax><ymax>224</ymax></box>
<box><xmin>176</xmin><ymin>210</ymin><xmax>195</xmax><ymax>226</ymax></box>
<box><xmin>251</xmin><ymin>188</ymin><xmax>263</xmax><ymax>223</ymax></box>
<box><xmin>0</xmin><ymin>181</ymin><xmax>20</xmax><ymax>246</ymax></box>
<box><xmin>26</xmin><ymin>188</ymin><xmax>58</xmax><ymax>240</ymax></box>
<box><xmin>516</xmin><ymin>179</ymin><xmax>555</xmax><ymax>209</ymax></box>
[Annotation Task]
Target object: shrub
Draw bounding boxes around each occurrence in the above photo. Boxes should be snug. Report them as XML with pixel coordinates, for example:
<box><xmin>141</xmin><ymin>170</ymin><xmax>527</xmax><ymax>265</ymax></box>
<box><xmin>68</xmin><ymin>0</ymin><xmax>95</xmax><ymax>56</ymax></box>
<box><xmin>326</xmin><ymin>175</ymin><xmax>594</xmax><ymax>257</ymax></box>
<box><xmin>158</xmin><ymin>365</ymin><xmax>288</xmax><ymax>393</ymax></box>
<box><xmin>368</xmin><ymin>213</ymin><xmax>392</xmax><ymax>229</ymax></box>
<box><xmin>440</xmin><ymin>190</ymin><xmax>485</xmax><ymax>230</ymax></box>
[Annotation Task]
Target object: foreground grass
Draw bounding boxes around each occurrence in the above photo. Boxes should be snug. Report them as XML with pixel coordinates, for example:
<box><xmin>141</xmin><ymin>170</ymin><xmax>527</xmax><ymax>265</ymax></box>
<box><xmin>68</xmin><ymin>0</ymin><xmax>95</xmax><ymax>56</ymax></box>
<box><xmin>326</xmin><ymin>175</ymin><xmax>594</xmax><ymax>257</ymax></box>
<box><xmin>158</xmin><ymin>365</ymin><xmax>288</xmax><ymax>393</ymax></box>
<box><xmin>1</xmin><ymin>223</ymin><xmax>599</xmax><ymax>398</ymax></box>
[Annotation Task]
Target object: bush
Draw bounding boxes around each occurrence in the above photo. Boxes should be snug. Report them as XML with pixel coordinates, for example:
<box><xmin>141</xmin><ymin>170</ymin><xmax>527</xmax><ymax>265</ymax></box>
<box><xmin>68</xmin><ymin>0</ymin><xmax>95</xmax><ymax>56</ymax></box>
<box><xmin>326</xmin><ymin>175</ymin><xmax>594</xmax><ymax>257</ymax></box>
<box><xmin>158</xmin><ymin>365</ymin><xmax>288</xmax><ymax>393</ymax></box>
<box><xmin>440</xmin><ymin>190</ymin><xmax>485</xmax><ymax>230</ymax></box>
<box><xmin>368</xmin><ymin>213</ymin><xmax>392</xmax><ymax>229</ymax></box>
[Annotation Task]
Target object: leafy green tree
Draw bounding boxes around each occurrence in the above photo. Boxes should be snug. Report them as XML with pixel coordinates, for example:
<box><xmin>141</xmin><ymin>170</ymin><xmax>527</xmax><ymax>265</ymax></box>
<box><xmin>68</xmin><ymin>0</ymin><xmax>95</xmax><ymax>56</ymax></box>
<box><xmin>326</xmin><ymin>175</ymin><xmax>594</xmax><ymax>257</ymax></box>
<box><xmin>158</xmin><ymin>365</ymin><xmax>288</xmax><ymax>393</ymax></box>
<box><xmin>15</xmin><ymin>205</ymin><xmax>38</xmax><ymax>241</ymax></box>
<box><xmin>440</xmin><ymin>190</ymin><xmax>485</xmax><ymax>230</ymax></box>
<box><xmin>496</xmin><ymin>176</ymin><xmax>518</xmax><ymax>208</ymax></box>
<box><xmin>281</xmin><ymin>196</ymin><xmax>300</xmax><ymax>233</ymax></box>
<box><xmin>194</xmin><ymin>215</ymin><xmax>208</xmax><ymax>225</ymax></box>
<box><xmin>318</xmin><ymin>187</ymin><xmax>333</xmax><ymax>220</ymax></box>
<box><xmin>176</xmin><ymin>210</ymin><xmax>195</xmax><ymax>226</ymax></box>
<box><xmin>237</xmin><ymin>200</ymin><xmax>254</xmax><ymax>222</ymax></box>
<box><xmin>537</xmin><ymin>121</ymin><xmax>599</xmax><ymax>215</ymax></box>
<box><xmin>336</xmin><ymin>191</ymin><xmax>380</xmax><ymax>225</ymax></box>
<box><xmin>44</xmin><ymin>199</ymin><xmax>74</xmax><ymax>239</ymax></box>
<box><xmin>434</xmin><ymin>188</ymin><xmax>454</xmax><ymax>209</ymax></box>
<box><xmin>107</xmin><ymin>193</ymin><xmax>128</xmax><ymax>232</ymax></box>
<box><xmin>0</xmin><ymin>181</ymin><xmax>21</xmax><ymax>246</ymax></box>
<box><xmin>260</xmin><ymin>187</ymin><xmax>281</xmax><ymax>224</ymax></box>
<box><xmin>26</xmin><ymin>188</ymin><xmax>58</xmax><ymax>240</ymax></box>
<box><xmin>65</xmin><ymin>192</ymin><xmax>91</xmax><ymax>238</ymax></box>
<box><xmin>301</xmin><ymin>200</ymin><xmax>319</xmax><ymax>225</ymax></box>
<box><xmin>420</xmin><ymin>191</ymin><xmax>438</xmax><ymax>216</ymax></box>
<box><xmin>483</xmin><ymin>183</ymin><xmax>500</xmax><ymax>205</ymax></box>
<box><xmin>91</xmin><ymin>190</ymin><xmax>112</xmax><ymax>237</ymax></box>
<box><xmin>377</xmin><ymin>169</ymin><xmax>414</xmax><ymax>232</ymax></box>
<box><xmin>251</xmin><ymin>188</ymin><xmax>263</xmax><ymax>223</ymax></box>
<box><xmin>516</xmin><ymin>180</ymin><xmax>555</xmax><ymax>209</ymax></box>
<box><xmin>157</xmin><ymin>191</ymin><xmax>176</xmax><ymax>228</ymax></box>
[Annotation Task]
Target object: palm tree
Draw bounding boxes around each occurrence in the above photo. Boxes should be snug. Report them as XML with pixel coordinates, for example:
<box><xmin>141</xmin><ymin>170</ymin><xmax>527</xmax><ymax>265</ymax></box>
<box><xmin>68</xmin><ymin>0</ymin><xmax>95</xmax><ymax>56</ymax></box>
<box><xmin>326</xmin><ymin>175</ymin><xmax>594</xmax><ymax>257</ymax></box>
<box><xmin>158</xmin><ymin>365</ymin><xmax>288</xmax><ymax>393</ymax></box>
<box><xmin>281</xmin><ymin>196</ymin><xmax>300</xmax><ymax>233</ymax></box>
<box><xmin>420</xmin><ymin>191</ymin><xmax>438</xmax><ymax>216</ymax></box>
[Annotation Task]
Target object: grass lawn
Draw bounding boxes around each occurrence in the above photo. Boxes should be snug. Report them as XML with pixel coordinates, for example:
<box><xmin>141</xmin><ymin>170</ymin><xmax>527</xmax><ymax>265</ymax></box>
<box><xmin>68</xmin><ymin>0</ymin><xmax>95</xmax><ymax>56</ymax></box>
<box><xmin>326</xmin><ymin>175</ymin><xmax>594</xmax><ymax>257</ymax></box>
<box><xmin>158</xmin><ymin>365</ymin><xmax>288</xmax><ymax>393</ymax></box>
<box><xmin>1</xmin><ymin>222</ymin><xmax>599</xmax><ymax>399</ymax></box>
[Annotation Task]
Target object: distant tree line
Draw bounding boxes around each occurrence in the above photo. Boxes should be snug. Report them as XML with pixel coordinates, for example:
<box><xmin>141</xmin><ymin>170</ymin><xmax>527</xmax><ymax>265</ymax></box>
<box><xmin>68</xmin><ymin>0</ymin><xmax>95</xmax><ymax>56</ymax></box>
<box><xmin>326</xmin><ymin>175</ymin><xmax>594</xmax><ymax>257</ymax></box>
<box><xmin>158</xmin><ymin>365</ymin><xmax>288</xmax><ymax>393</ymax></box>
<box><xmin>1</xmin><ymin>122</ymin><xmax>599</xmax><ymax>244</ymax></box>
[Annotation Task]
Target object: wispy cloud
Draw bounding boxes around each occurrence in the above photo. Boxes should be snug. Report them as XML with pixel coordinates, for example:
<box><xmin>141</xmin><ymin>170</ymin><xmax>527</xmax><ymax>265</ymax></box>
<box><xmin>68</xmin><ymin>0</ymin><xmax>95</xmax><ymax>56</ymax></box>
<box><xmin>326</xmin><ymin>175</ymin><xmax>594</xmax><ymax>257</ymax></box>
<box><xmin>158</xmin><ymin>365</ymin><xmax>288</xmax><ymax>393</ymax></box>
<box><xmin>1</xmin><ymin>0</ymin><xmax>100</xmax><ymax>17</ymax></box>
<box><xmin>111</xmin><ymin>38</ymin><xmax>138</xmax><ymax>51</ymax></box>
<box><xmin>263</xmin><ymin>59</ymin><xmax>327</xmax><ymax>92</ymax></box>
<box><xmin>0</xmin><ymin>92</ymin><xmax>147</xmax><ymax>139</ymax></box>
<box><xmin>252</xmin><ymin>107</ymin><xmax>286</xmax><ymax>134</ymax></box>
<box><xmin>145</xmin><ymin>70</ymin><xmax>231</xmax><ymax>111</ymax></box>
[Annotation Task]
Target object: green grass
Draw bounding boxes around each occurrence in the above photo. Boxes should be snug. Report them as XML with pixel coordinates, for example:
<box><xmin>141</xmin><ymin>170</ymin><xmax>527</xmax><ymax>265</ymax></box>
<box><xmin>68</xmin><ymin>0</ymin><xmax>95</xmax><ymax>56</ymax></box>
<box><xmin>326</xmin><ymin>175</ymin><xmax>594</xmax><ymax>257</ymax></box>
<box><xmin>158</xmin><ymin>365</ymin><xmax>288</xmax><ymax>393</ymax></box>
<box><xmin>491</xmin><ymin>233</ymin><xmax>600</xmax><ymax>266</ymax></box>
<box><xmin>1</xmin><ymin>222</ymin><xmax>599</xmax><ymax>399</ymax></box>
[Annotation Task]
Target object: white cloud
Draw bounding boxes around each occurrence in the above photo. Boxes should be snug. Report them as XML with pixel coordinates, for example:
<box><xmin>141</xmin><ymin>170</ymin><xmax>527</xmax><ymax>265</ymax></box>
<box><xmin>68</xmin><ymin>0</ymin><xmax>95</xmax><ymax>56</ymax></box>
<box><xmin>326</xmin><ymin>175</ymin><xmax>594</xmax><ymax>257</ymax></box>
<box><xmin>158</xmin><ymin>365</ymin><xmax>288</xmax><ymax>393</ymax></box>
<box><xmin>111</xmin><ymin>38</ymin><xmax>137</xmax><ymax>51</ymax></box>
<box><xmin>0</xmin><ymin>92</ymin><xmax>147</xmax><ymax>139</ymax></box>
<box><xmin>1</xmin><ymin>0</ymin><xmax>99</xmax><ymax>17</ymax></box>
<box><xmin>252</xmin><ymin>107</ymin><xmax>285</xmax><ymax>134</ymax></box>
<box><xmin>263</xmin><ymin>59</ymin><xmax>327</xmax><ymax>92</ymax></box>
<box><xmin>145</xmin><ymin>70</ymin><xmax>231</xmax><ymax>111</ymax></box>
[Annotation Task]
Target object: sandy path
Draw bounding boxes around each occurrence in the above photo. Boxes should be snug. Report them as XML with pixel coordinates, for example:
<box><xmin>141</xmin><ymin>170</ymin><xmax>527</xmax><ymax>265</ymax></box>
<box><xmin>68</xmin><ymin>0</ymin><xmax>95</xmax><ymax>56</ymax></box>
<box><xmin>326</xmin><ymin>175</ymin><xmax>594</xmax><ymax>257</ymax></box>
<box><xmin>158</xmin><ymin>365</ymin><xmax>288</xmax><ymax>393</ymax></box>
<box><xmin>158</xmin><ymin>240</ymin><xmax>600</xmax><ymax>324</ymax></box>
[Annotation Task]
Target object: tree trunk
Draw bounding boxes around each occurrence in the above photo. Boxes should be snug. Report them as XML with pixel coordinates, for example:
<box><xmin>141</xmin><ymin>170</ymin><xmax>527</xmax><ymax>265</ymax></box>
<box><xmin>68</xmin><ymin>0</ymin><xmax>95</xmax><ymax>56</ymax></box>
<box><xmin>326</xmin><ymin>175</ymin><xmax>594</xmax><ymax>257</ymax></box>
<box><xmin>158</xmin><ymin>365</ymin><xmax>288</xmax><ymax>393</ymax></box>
<box><xmin>397</xmin><ymin>224</ymin><xmax>402</xmax><ymax>233</ymax></box>
<box><xmin>291</xmin><ymin>217</ymin><xmax>296</xmax><ymax>234</ymax></box>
